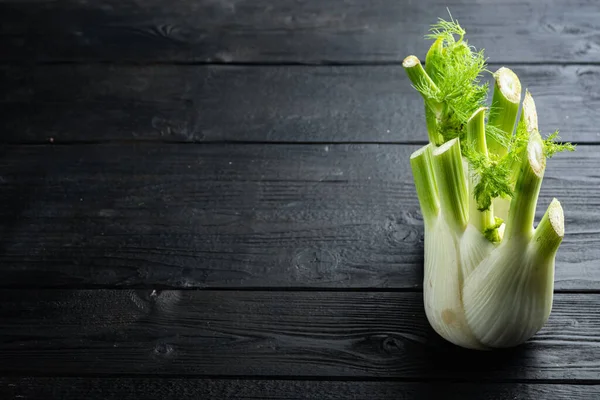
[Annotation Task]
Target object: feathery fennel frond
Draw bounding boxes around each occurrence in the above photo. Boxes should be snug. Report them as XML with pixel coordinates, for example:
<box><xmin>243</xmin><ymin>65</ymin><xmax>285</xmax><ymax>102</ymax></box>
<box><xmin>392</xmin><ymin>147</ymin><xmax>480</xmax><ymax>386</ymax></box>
<box><xmin>425</xmin><ymin>16</ymin><xmax>465</xmax><ymax>44</ymax></box>
<box><xmin>543</xmin><ymin>130</ymin><xmax>576</xmax><ymax>158</ymax></box>
<box><xmin>505</xmin><ymin>118</ymin><xmax>530</xmax><ymax>163</ymax></box>
<box><xmin>421</xmin><ymin>18</ymin><xmax>490</xmax><ymax>146</ymax></box>
<box><xmin>463</xmin><ymin>145</ymin><xmax>513</xmax><ymax>211</ymax></box>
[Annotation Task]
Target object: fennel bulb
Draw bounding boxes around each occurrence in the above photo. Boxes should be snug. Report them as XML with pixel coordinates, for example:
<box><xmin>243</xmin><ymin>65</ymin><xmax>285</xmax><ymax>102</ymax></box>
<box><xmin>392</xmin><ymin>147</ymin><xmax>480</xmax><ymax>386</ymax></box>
<box><xmin>403</xmin><ymin>17</ymin><xmax>574</xmax><ymax>350</ymax></box>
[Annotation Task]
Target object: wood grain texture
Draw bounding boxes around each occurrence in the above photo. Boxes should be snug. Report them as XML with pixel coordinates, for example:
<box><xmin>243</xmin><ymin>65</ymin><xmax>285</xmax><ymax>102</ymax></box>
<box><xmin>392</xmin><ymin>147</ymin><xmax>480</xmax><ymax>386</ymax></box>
<box><xmin>0</xmin><ymin>64</ymin><xmax>596</xmax><ymax>143</ymax></box>
<box><xmin>1</xmin><ymin>0</ymin><xmax>600</xmax><ymax>63</ymax></box>
<box><xmin>1</xmin><ymin>378</ymin><xmax>599</xmax><ymax>400</ymax></box>
<box><xmin>0</xmin><ymin>290</ymin><xmax>599</xmax><ymax>379</ymax></box>
<box><xmin>0</xmin><ymin>144</ymin><xmax>597</xmax><ymax>289</ymax></box>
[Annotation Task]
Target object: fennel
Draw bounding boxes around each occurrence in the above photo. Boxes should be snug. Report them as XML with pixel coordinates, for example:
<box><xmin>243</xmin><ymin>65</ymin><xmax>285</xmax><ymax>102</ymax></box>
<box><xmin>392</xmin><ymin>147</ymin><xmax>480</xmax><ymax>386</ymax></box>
<box><xmin>403</xmin><ymin>16</ymin><xmax>574</xmax><ymax>349</ymax></box>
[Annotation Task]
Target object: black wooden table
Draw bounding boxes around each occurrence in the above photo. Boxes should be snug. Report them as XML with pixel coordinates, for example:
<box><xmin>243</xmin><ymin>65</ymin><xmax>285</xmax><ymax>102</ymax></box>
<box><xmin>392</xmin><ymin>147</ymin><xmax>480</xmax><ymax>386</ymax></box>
<box><xmin>1</xmin><ymin>1</ymin><xmax>599</xmax><ymax>399</ymax></box>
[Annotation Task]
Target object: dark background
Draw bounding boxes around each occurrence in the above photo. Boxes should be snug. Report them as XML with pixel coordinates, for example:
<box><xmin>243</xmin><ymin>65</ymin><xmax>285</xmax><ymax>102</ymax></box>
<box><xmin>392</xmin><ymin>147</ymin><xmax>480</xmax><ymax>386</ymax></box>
<box><xmin>0</xmin><ymin>0</ymin><xmax>599</xmax><ymax>398</ymax></box>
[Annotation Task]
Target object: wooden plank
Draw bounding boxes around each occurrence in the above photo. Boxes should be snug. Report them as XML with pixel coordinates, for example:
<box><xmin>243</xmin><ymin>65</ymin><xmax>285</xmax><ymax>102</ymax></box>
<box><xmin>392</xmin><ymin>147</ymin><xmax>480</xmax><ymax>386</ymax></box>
<box><xmin>0</xmin><ymin>64</ymin><xmax>596</xmax><ymax>144</ymax></box>
<box><xmin>1</xmin><ymin>0</ymin><xmax>599</xmax><ymax>63</ymax></box>
<box><xmin>1</xmin><ymin>378</ymin><xmax>599</xmax><ymax>400</ymax></box>
<box><xmin>0</xmin><ymin>66</ymin><xmax>600</xmax><ymax>143</ymax></box>
<box><xmin>1</xmin><ymin>290</ymin><xmax>599</xmax><ymax>379</ymax></box>
<box><xmin>0</xmin><ymin>144</ymin><xmax>597</xmax><ymax>289</ymax></box>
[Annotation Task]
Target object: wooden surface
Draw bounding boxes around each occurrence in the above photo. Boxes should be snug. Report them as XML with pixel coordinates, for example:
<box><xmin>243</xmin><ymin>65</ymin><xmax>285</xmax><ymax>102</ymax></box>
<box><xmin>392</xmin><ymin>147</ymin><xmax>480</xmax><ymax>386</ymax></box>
<box><xmin>1</xmin><ymin>290</ymin><xmax>600</xmax><ymax>379</ymax></box>
<box><xmin>1</xmin><ymin>64</ymin><xmax>599</xmax><ymax>144</ymax></box>
<box><xmin>2</xmin><ymin>379</ymin><xmax>600</xmax><ymax>400</ymax></box>
<box><xmin>1</xmin><ymin>0</ymin><xmax>600</xmax><ymax>399</ymax></box>
<box><xmin>2</xmin><ymin>0</ymin><xmax>600</xmax><ymax>63</ymax></box>
<box><xmin>0</xmin><ymin>144</ymin><xmax>598</xmax><ymax>290</ymax></box>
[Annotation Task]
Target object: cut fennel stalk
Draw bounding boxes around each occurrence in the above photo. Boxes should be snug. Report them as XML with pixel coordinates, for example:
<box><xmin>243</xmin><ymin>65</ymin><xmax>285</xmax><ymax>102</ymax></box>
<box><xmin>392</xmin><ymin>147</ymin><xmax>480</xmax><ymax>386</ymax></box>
<box><xmin>403</xmin><ymin>17</ymin><xmax>574</xmax><ymax>350</ymax></box>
